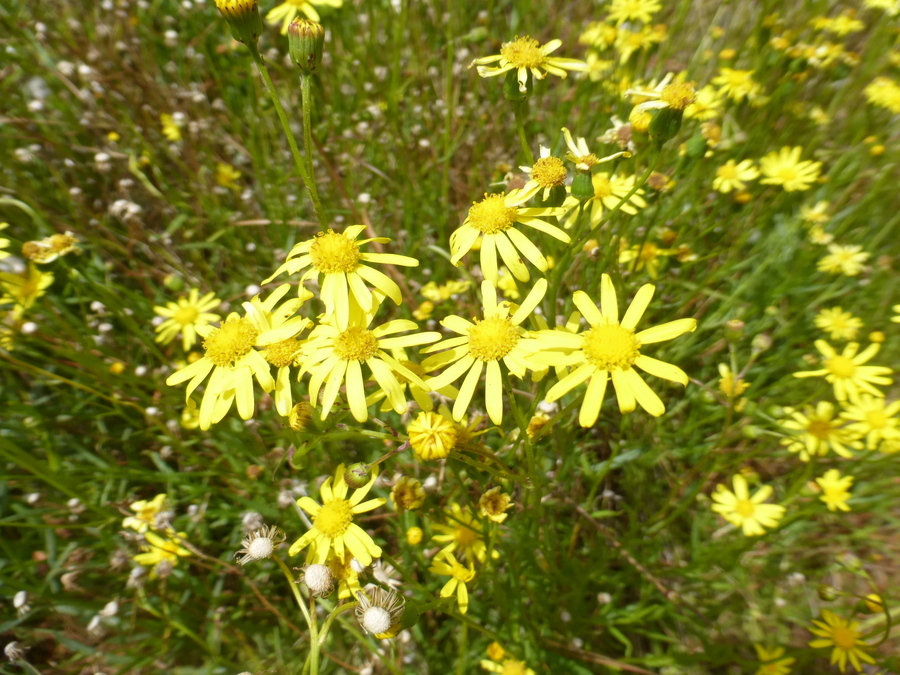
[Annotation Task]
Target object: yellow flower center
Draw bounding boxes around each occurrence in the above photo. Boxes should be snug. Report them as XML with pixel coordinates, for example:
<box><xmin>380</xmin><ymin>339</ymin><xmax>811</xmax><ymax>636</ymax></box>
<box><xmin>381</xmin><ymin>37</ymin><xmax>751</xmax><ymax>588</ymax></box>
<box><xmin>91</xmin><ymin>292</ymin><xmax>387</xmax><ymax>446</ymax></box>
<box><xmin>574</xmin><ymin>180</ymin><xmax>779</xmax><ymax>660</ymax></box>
<box><xmin>309</xmin><ymin>230</ymin><xmax>361</xmax><ymax>273</ymax></box>
<box><xmin>467</xmin><ymin>194</ymin><xmax>519</xmax><ymax>234</ymax></box>
<box><xmin>830</xmin><ymin>625</ymin><xmax>858</xmax><ymax>649</ymax></box>
<box><xmin>501</xmin><ymin>660</ymin><xmax>528</xmax><ymax>675</ymax></box>
<box><xmin>865</xmin><ymin>410</ymin><xmax>887</xmax><ymax>429</ymax></box>
<box><xmin>449</xmin><ymin>559</ymin><xmax>473</xmax><ymax>581</ymax></box>
<box><xmin>530</xmin><ymin>156</ymin><xmax>567</xmax><ymax>188</ymax></box>
<box><xmin>333</xmin><ymin>326</ymin><xmax>379</xmax><ymax>362</ymax></box>
<box><xmin>262</xmin><ymin>338</ymin><xmax>303</xmax><ymax>368</ymax></box>
<box><xmin>454</xmin><ymin>524</ymin><xmax>479</xmax><ymax>548</ymax></box>
<box><xmin>659</xmin><ymin>82</ymin><xmax>697</xmax><ymax>110</ymax></box>
<box><xmin>174</xmin><ymin>305</ymin><xmax>200</xmax><ymax>326</ymax></box>
<box><xmin>592</xmin><ymin>174</ymin><xmax>613</xmax><ymax>199</ymax></box>
<box><xmin>717</xmin><ymin>163</ymin><xmax>739</xmax><ymax>180</ymax></box>
<box><xmin>481</xmin><ymin>492</ymin><xmax>510</xmax><ymax>517</ymax></box>
<box><xmin>396</xmin><ymin>359</ymin><xmax>425</xmax><ymax>386</ymax></box>
<box><xmin>468</xmin><ymin>317</ymin><xmax>519</xmax><ymax>362</ymax></box>
<box><xmin>825</xmin><ymin>355</ymin><xmax>856</xmax><ymax>378</ymax></box>
<box><xmin>638</xmin><ymin>242</ymin><xmax>660</xmax><ymax>261</ymax></box>
<box><xmin>582</xmin><ymin>323</ymin><xmax>640</xmax><ymax>370</ymax></box>
<box><xmin>203</xmin><ymin>317</ymin><xmax>259</xmax><ymax>367</ymax></box>
<box><xmin>734</xmin><ymin>499</ymin><xmax>756</xmax><ymax>518</ymax></box>
<box><xmin>807</xmin><ymin>419</ymin><xmax>835</xmax><ymax>440</ymax></box>
<box><xmin>500</xmin><ymin>36</ymin><xmax>546</xmax><ymax>69</ymax></box>
<box><xmin>314</xmin><ymin>499</ymin><xmax>353</xmax><ymax>538</ymax></box>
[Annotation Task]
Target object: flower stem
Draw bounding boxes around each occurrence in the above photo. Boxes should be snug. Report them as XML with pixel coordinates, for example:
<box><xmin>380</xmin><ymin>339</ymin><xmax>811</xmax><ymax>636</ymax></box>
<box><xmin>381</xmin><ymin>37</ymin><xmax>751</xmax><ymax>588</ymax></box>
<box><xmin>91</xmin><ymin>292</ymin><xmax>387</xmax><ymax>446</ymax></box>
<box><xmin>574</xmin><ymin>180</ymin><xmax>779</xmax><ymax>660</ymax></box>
<box><xmin>318</xmin><ymin>602</ymin><xmax>357</xmax><ymax>646</ymax></box>
<box><xmin>513</xmin><ymin>101</ymin><xmax>534</xmax><ymax>165</ymax></box>
<box><xmin>273</xmin><ymin>554</ymin><xmax>319</xmax><ymax>675</ymax></box>
<box><xmin>502</xmin><ymin>369</ymin><xmax>539</xmax><ymax>504</ymax></box>
<box><xmin>299</xmin><ymin>73</ymin><xmax>324</xmax><ymax>230</ymax></box>
<box><xmin>247</xmin><ymin>44</ymin><xmax>326</xmax><ymax>228</ymax></box>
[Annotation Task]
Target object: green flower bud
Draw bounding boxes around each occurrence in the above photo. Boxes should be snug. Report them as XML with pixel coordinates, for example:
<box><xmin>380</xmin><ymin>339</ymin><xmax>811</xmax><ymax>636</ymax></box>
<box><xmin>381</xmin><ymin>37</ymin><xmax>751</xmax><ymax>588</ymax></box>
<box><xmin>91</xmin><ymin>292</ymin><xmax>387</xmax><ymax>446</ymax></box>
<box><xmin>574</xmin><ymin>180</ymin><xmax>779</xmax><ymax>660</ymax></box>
<box><xmin>649</xmin><ymin>107</ymin><xmax>684</xmax><ymax>146</ymax></box>
<box><xmin>571</xmin><ymin>171</ymin><xmax>595</xmax><ymax>202</ymax></box>
<box><xmin>288</xmin><ymin>18</ymin><xmax>325</xmax><ymax>73</ymax></box>
<box><xmin>344</xmin><ymin>462</ymin><xmax>372</xmax><ymax>489</ymax></box>
<box><xmin>724</xmin><ymin>319</ymin><xmax>745</xmax><ymax>342</ymax></box>
<box><xmin>684</xmin><ymin>134</ymin><xmax>708</xmax><ymax>160</ymax></box>
<box><xmin>214</xmin><ymin>0</ymin><xmax>263</xmax><ymax>46</ymax></box>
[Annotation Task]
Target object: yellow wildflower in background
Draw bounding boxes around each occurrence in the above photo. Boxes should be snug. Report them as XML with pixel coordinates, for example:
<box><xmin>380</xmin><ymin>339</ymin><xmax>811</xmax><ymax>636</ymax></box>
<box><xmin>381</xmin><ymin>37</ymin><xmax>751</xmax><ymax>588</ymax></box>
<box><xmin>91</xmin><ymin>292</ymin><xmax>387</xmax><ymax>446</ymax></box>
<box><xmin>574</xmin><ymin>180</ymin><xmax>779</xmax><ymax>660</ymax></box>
<box><xmin>160</xmin><ymin>113</ymin><xmax>182</xmax><ymax>142</ymax></box>
<box><xmin>808</xmin><ymin>610</ymin><xmax>875</xmax><ymax>672</ymax></box>
<box><xmin>0</xmin><ymin>264</ymin><xmax>53</xmax><ymax>313</ymax></box>
<box><xmin>133</xmin><ymin>531</ymin><xmax>191</xmax><ymax>577</ymax></box>
<box><xmin>779</xmin><ymin>402</ymin><xmax>863</xmax><ymax>460</ymax></box>
<box><xmin>300</xmin><ymin>295</ymin><xmax>440</xmax><ymax>423</ymax></box>
<box><xmin>264</xmin><ymin>225</ymin><xmax>418</xmax><ymax>327</ymax></box>
<box><xmin>840</xmin><ymin>395</ymin><xmax>900</xmax><ymax>449</ymax></box>
<box><xmin>215</xmin><ymin>162</ymin><xmax>241</xmax><ymax>189</ymax></box>
<box><xmin>607</xmin><ymin>0</ymin><xmax>662</xmax><ymax>24</ymax></box>
<box><xmin>408</xmin><ymin>410</ymin><xmax>458</xmax><ymax>460</ymax></box>
<box><xmin>713</xmin><ymin>159</ymin><xmax>759</xmax><ymax>193</ymax></box>
<box><xmin>685</xmin><ymin>85</ymin><xmax>723</xmax><ymax>120</ymax></box>
<box><xmin>471</xmin><ymin>36</ymin><xmax>589</xmax><ymax>93</ymax></box>
<box><xmin>712</xmin><ymin>67</ymin><xmax>761</xmax><ymax>101</ymax></box>
<box><xmin>22</xmin><ymin>232</ymin><xmax>79</xmax><ymax>264</ymax></box>
<box><xmin>794</xmin><ymin>340</ymin><xmax>892</xmax><ymax>403</ymax></box>
<box><xmin>430</xmin><ymin>552</ymin><xmax>476</xmax><ymax>614</ymax></box>
<box><xmin>266</xmin><ymin>0</ymin><xmax>342</xmax><ymax>33</ymax></box>
<box><xmin>811</xmin><ymin>12</ymin><xmax>865</xmax><ymax>36</ymax></box>
<box><xmin>759</xmin><ymin>146</ymin><xmax>822</xmax><ymax>192</ymax></box>
<box><xmin>450</xmin><ymin>191</ymin><xmax>568</xmax><ymax>284</ymax></box>
<box><xmin>815</xmin><ymin>469</ymin><xmax>853</xmax><ymax>512</ymax></box>
<box><xmin>618</xmin><ymin>241</ymin><xmax>678</xmax><ymax>279</ymax></box>
<box><xmin>626</xmin><ymin>75</ymin><xmax>697</xmax><ymax>113</ymax></box>
<box><xmin>423</xmin><ymin>280</ymin><xmax>546</xmax><ymax>425</ymax></box>
<box><xmin>753</xmin><ymin>644</ymin><xmax>795</xmax><ymax>675</ymax></box>
<box><xmin>479</xmin><ymin>487</ymin><xmax>513</xmax><ymax>523</ymax></box>
<box><xmin>154</xmin><ymin>289</ymin><xmax>222</xmax><ymax>351</ymax></box>
<box><xmin>711</xmin><ymin>474</ymin><xmax>785</xmax><ymax>536</ymax></box>
<box><xmin>431</xmin><ymin>502</ymin><xmax>497</xmax><ymax>563</ymax></box>
<box><xmin>391</xmin><ymin>476</ymin><xmax>425</xmax><ymax>512</ymax></box>
<box><xmin>864</xmin><ymin>76</ymin><xmax>900</xmax><ymax>113</ymax></box>
<box><xmin>481</xmin><ymin>653</ymin><xmax>536</xmax><ymax>675</ymax></box>
<box><xmin>815</xmin><ymin>307</ymin><xmax>862</xmax><ymax>341</ymax></box>
<box><xmin>817</xmin><ymin>244</ymin><xmax>869</xmax><ymax>276</ymax></box>
<box><xmin>718</xmin><ymin>363</ymin><xmax>750</xmax><ymax>399</ymax></box>
<box><xmin>534</xmin><ymin>274</ymin><xmax>697</xmax><ymax>426</ymax></box>
<box><xmin>122</xmin><ymin>493</ymin><xmax>167</xmax><ymax>533</ymax></box>
<box><xmin>289</xmin><ymin>464</ymin><xmax>385</xmax><ymax>565</ymax></box>
<box><xmin>516</xmin><ymin>146</ymin><xmax>567</xmax><ymax>202</ymax></box>
<box><xmin>800</xmin><ymin>200</ymin><xmax>830</xmax><ymax>225</ymax></box>
<box><xmin>327</xmin><ymin>550</ymin><xmax>362</xmax><ymax>599</ymax></box>
<box><xmin>562</xmin><ymin>127</ymin><xmax>628</xmax><ymax>172</ymax></box>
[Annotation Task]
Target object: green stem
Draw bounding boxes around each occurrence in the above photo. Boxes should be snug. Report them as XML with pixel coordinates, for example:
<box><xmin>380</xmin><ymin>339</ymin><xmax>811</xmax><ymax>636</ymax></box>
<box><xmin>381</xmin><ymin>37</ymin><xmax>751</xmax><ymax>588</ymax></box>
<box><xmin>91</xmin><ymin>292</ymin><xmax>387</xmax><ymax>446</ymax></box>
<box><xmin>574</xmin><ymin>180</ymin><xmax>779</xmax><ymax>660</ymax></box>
<box><xmin>273</xmin><ymin>555</ymin><xmax>312</xmax><ymax>626</ymax></box>
<box><xmin>318</xmin><ymin>602</ymin><xmax>356</xmax><ymax>646</ymax></box>
<box><xmin>248</xmin><ymin>45</ymin><xmax>326</xmax><ymax>227</ymax></box>
<box><xmin>300</xmin><ymin>73</ymin><xmax>324</xmax><ymax>230</ymax></box>
<box><xmin>502</xmin><ymin>370</ymin><xmax>539</xmax><ymax>504</ymax></box>
<box><xmin>308</xmin><ymin>595</ymin><xmax>319</xmax><ymax>675</ymax></box>
<box><xmin>513</xmin><ymin>101</ymin><xmax>534</xmax><ymax>165</ymax></box>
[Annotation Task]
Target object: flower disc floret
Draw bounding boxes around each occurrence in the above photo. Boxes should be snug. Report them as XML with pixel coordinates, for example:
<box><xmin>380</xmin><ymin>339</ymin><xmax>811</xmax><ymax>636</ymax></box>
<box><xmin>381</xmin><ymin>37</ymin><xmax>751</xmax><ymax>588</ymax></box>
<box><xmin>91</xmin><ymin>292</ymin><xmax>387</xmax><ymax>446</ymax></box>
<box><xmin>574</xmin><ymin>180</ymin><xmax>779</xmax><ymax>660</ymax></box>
<box><xmin>248</xmin><ymin>537</ymin><xmax>274</xmax><ymax>560</ymax></box>
<box><xmin>309</xmin><ymin>230</ymin><xmax>361</xmax><ymax>273</ymax></box>
<box><xmin>583</xmin><ymin>323</ymin><xmax>639</xmax><ymax>370</ymax></box>
<box><xmin>467</xmin><ymin>194</ymin><xmax>518</xmax><ymax>234</ymax></box>
<box><xmin>469</xmin><ymin>318</ymin><xmax>520</xmax><ymax>361</ymax></box>
<box><xmin>203</xmin><ymin>316</ymin><xmax>259</xmax><ymax>367</ymax></box>
<box><xmin>530</xmin><ymin>156</ymin><xmax>567</xmax><ymax>188</ymax></box>
<box><xmin>314</xmin><ymin>499</ymin><xmax>353</xmax><ymax>537</ymax></box>
<box><xmin>659</xmin><ymin>81</ymin><xmax>697</xmax><ymax>110</ymax></box>
<box><xmin>333</xmin><ymin>326</ymin><xmax>379</xmax><ymax>361</ymax></box>
<box><xmin>500</xmin><ymin>36</ymin><xmax>545</xmax><ymax>68</ymax></box>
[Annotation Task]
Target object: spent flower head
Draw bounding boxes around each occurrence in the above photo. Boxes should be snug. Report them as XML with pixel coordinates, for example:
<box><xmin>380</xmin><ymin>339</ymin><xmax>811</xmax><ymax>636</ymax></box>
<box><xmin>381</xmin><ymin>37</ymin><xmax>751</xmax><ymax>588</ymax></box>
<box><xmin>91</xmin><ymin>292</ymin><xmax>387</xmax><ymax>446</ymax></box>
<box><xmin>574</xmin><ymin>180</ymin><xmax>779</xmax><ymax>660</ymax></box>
<box><xmin>234</xmin><ymin>525</ymin><xmax>285</xmax><ymax>566</ymax></box>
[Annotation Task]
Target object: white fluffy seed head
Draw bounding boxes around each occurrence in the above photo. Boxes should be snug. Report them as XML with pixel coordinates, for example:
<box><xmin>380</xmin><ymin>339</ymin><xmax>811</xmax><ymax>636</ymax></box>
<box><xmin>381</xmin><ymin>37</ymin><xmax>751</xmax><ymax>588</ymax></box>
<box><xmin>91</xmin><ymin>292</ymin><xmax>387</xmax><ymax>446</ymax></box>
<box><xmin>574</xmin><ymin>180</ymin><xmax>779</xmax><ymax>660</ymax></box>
<box><xmin>247</xmin><ymin>537</ymin><xmax>274</xmax><ymax>560</ymax></box>
<box><xmin>362</xmin><ymin>606</ymin><xmax>392</xmax><ymax>635</ymax></box>
<box><xmin>304</xmin><ymin>564</ymin><xmax>333</xmax><ymax>595</ymax></box>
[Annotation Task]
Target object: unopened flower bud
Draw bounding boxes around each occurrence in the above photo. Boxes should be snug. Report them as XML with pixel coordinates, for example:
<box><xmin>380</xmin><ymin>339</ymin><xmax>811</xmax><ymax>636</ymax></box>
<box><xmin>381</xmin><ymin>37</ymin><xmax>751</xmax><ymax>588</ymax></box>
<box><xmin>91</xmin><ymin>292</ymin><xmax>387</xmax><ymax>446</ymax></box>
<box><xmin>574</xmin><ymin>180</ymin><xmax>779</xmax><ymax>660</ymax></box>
<box><xmin>817</xmin><ymin>584</ymin><xmax>839</xmax><ymax>601</ymax></box>
<box><xmin>751</xmin><ymin>333</ymin><xmax>773</xmax><ymax>354</ymax></box>
<box><xmin>724</xmin><ymin>319</ymin><xmax>745</xmax><ymax>342</ymax></box>
<box><xmin>214</xmin><ymin>0</ymin><xmax>263</xmax><ymax>46</ymax></box>
<box><xmin>344</xmin><ymin>462</ymin><xmax>372</xmax><ymax>489</ymax></box>
<box><xmin>570</xmin><ymin>171</ymin><xmax>595</xmax><ymax>203</ymax></box>
<box><xmin>864</xmin><ymin>593</ymin><xmax>884</xmax><ymax>613</ymax></box>
<box><xmin>289</xmin><ymin>401</ymin><xmax>313</xmax><ymax>431</ymax></box>
<box><xmin>288</xmin><ymin>18</ymin><xmax>325</xmax><ymax>73</ymax></box>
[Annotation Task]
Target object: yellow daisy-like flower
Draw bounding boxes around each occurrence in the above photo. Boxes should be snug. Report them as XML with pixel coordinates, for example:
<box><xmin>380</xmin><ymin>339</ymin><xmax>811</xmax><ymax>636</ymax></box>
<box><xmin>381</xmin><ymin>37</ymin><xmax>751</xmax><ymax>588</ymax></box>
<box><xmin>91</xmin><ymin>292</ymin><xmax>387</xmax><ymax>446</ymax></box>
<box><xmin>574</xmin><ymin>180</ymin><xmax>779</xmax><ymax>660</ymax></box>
<box><xmin>165</xmin><ymin>287</ymin><xmax>309</xmax><ymax>430</ymax></box>
<box><xmin>215</xmin><ymin>162</ymin><xmax>241</xmax><ymax>189</ymax></box>
<box><xmin>481</xmin><ymin>655</ymin><xmax>536</xmax><ymax>675</ymax></box>
<box><xmin>607</xmin><ymin>0</ymin><xmax>662</xmax><ymax>24</ymax></box>
<box><xmin>615</xmin><ymin>25</ymin><xmax>666</xmax><ymax>63</ymax></box>
<box><xmin>815</xmin><ymin>469</ymin><xmax>853</xmax><ymax>512</ymax></box>
<box><xmin>429</xmin><ymin>552</ymin><xmax>476</xmax><ymax>614</ymax></box>
<box><xmin>479</xmin><ymin>487</ymin><xmax>513</xmax><ymax>524</ymax></box>
<box><xmin>22</xmin><ymin>231</ymin><xmax>79</xmax><ymax>264</ymax></box>
<box><xmin>710</xmin><ymin>474</ymin><xmax>785</xmax><ymax>537</ymax></box>
<box><xmin>811</xmin><ymin>12</ymin><xmax>865</xmax><ymax>37</ymax></box>
<box><xmin>779</xmin><ymin>401</ymin><xmax>863</xmax><ymax>460</ymax></box>
<box><xmin>300</xmin><ymin>296</ymin><xmax>440</xmax><ymax>423</ymax></box>
<box><xmin>265</xmin><ymin>0</ymin><xmax>341</xmax><ymax>34</ymax></box>
<box><xmin>289</xmin><ymin>464</ymin><xmax>385</xmax><ymax>565</ymax></box>
<box><xmin>160</xmin><ymin>113</ymin><xmax>182</xmax><ymax>142</ymax></box>
<box><xmin>533</xmin><ymin>275</ymin><xmax>696</xmax><ymax>426</ymax></box>
<box><xmin>563</xmin><ymin>173</ymin><xmax>647</xmax><ymax>230</ymax></box>
<box><xmin>759</xmin><ymin>146</ymin><xmax>822</xmax><ymax>192</ymax></box>
<box><xmin>516</xmin><ymin>145</ymin><xmax>568</xmax><ymax>203</ymax></box>
<box><xmin>864</xmin><ymin>76</ymin><xmax>900</xmax><ymax>113</ymax></box>
<box><xmin>840</xmin><ymin>395</ymin><xmax>900</xmax><ymax>449</ymax></box>
<box><xmin>326</xmin><ymin>550</ymin><xmax>363</xmax><ymax>600</ymax></box>
<box><xmin>712</xmin><ymin>67</ymin><xmax>762</xmax><ymax>101</ymax></box>
<box><xmin>154</xmin><ymin>289</ymin><xmax>222</xmax><ymax>351</ymax></box>
<box><xmin>423</xmin><ymin>280</ymin><xmax>547</xmax><ymax>425</ymax></box>
<box><xmin>794</xmin><ymin>340</ymin><xmax>893</xmax><ymax>403</ymax></box>
<box><xmin>264</xmin><ymin>225</ymin><xmax>418</xmax><ymax>328</ymax></box>
<box><xmin>133</xmin><ymin>531</ymin><xmax>191</xmax><ymax>577</ymax></box>
<box><xmin>0</xmin><ymin>264</ymin><xmax>54</xmax><ymax>313</ymax></box>
<box><xmin>618</xmin><ymin>241</ymin><xmax>679</xmax><ymax>279</ymax></box>
<box><xmin>561</xmin><ymin>127</ymin><xmax>629</xmax><ymax>172</ymax></box>
<box><xmin>684</xmin><ymin>85</ymin><xmax>723</xmax><ymax>120</ymax></box>
<box><xmin>626</xmin><ymin>74</ymin><xmax>697</xmax><ymax>113</ymax></box>
<box><xmin>471</xmin><ymin>36</ymin><xmax>589</xmax><ymax>94</ymax></box>
<box><xmin>801</xmin><ymin>200</ymin><xmax>831</xmax><ymax>225</ymax></box>
<box><xmin>753</xmin><ymin>644</ymin><xmax>795</xmax><ymax>675</ymax></box>
<box><xmin>122</xmin><ymin>494</ymin><xmax>168</xmax><ymax>533</ymax></box>
<box><xmin>450</xmin><ymin>191</ymin><xmax>568</xmax><ymax>284</ymax></box>
<box><xmin>431</xmin><ymin>502</ymin><xmax>497</xmax><ymax>563</ymax></box>
<box><xmin>718</xmin><ymin>363</ymin><xmax>750</xmax><ymax>399</ymax></box>
<box><xmin>713</xmin><ymin>159</ymin><xmax>759</xmax><ymax>193</ymax></box>
<box><xmin>815</xmin><ymin>307</ymin><xmax>863</xmax><ymax>341</ymax></box>
<box><xmin>808</xmin><ymin>610</ymin><xmax>875</xmax><ymax>672</ymax></box>
<box><xmin>817</xmin><ymin>244</ymin><xmax>870</xmax><ymax>276</ymax></box>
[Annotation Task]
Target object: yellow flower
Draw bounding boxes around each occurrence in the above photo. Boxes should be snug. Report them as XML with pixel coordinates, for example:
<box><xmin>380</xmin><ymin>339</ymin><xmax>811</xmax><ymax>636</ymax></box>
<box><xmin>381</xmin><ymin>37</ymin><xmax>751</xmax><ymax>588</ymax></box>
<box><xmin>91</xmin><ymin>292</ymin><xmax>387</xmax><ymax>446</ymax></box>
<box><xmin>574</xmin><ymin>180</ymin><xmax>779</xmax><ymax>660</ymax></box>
<box><xmin>481</xmin><ymin>654</ymin><xmax>536</xmax><ymax>675</ymax></box>
<box><xmin>0</xmin><ymin>222</ymin><xmax>10</xmax><ymax>260</ymax></box>
<box><xmin>753</xmin><ymin>644</ymin><xmax>795</xmax><ymax>675</ymax></box>
<box><xmin>815</xmin><ymin>307</ymin><xmax>863</xmax><ymax>341</ymax></box>
<box><xmin>165</xmin><ymin>286</ymin><xmax>310</xmax><ymax>429</ymax></box>
<box><xmin>450</xmin><ymin>191</ymin><xmax>568</xmax><ymax>284</ymax></box>
<box><xmin>154</xmin><ymin>289</ymin><xmax>222</xmax><ymax>351</ymax></box>
<box><xmin>626</xmin><ymin>74</ymin><xmax>697</xmax><ymax>112</ymax></box>
<box><xmin>711</xmin><ymin>474</ymin><xmax>785</xmax><ymax>536</ymax></box>
<box><xmin>815</xmin><ymin>469</ymin><xmax>853</xmax><ymax>512</ymax></box>
<box><xmin>713</xmin><ymin>159</ymin><xmax>759</xmax><ymax>193</ymax></box>
<box><xmin>264</xmin><ymin>225</ymin><xmax>418</xmax><ymax>327</ymax></box>
<box><xmin>840</xmin><ymin>395</ymin><xmax>900</xmax><ymax>450</ymax></box>
<box><xmin>808</xmin><ymin>225</ymin><xmax>834</xmax><ymax>245</ymax></box>
<box><xmin>864</xmin><ymin>76</ymin><xmax>900</xmax><ymax>113</ymax></box>
<box><xmin>685</xmin><ymin>85</ymin><xmax>723</xmax><ymax>120</ymax></box>
<box><xmin>471</xmin><ymin>36</ymin><xmax>589</xmax><ymax>94</ymax></box>
<box><xmin>864</xmin><ymin>0</ymin><xmax>899</xmax><ymax>14</ymax></box>
<box><xmin>607</xmin><ymin>0</ymin><xmax>662</xmax><ymax>24</ymax></box>
<box><xmin>160</xmin><ymin>113</ymin><xmax>182</xmax><ymax>142</ymax></box>
<box><xmin>431</xmin><ymin>502</ymin><xmax>497</xmax><ymax>563</ymax></box>
<box><xmin>406</xmin><ymin>526</ymin><xmax>423</xmax><ymax>545</ymax></box>
<box><xmin>563</xmin><ymin>173</ymin><xmax>647</xmax><ymax>230</ymax></box>
<box><xmin>800</xmin><ymin>200</ymin><xmax>831</xmax><ymax>225</ymax></box>
<box><xmin>408</xmin><ymin>411</ymin><xmax>458</xmax><ymax>460</ymax></box>
<box><xmin>0</xmin><ymin>264</ymin><xmax>54</xmax><ymax>313</ymax></box>
<box><xmin>300</xmin><ymin>296</ymin><xmax>440</xmax><ymax>423</ymax></box>
<box><xmin>327</xmin><ymin>550</ymin><xmax>362</xmax><ymax>600</ymax></box>
<box><xmin>618</xmin><ymin>241</ymin><xmax>678</xmax><ymax>278</ymax></box>
<box><xmin>561</xmin><ymin>127</ymin><xmax>628</xmax><ymax>172</ymax></box>
<box><xmin>811</xmin><ymin>12</ymin><xmax>865</xmax><ymax>36</ymax></box>
<box><xmin>712</xmin><ymin>67</ymin><xmax>761</xmax><ymax>101</ymax></box>
<box><xmin>122</xmin><ymin>494</ymin><xmax>168</xmax><ymax>533</ymax></box>
<box><xmin>22</xmin><ymin>232</ymin><xmax>79</xmax><ymax>264</ymax></box>
<box><xmin>479</xmin><ymin>487</ymin><xmax>513</xmax><ymax>523</ymax></box>
<box><xmin>289</xmin><ymin>464</ymin><xmax>385</xmax><ymax>565</ymax></box>
<box><xmin>516</xmin><ymin>146</ymin><xmax>567</xmax><ymax>202</ymax></box>
<box><xmin>215</xmin><ymin>162</ymin><xmax>241</xmax><ymax>189</ymax></box>
<box><xmin>794</xmin><ymin>340</ymin><xmax>892</xmax><ymax>403</ymax></box>
<box><xmin>423</xmin><ymin>280</ymin><xmax>547</xmax><ymax>425</ymax></box>
<box><xmin>533</xmin><ymin>274</ymin><xmax>696</xmax><ymax>426</ymax></box>
<box><xmin>759</xmin><ymin>146</ymin><xmax>822</xmax><ymax>192</ymax></box>
<box><xmin>718</xmin><ymin>363</ymin><xmax>750</xmax><ymax>399</ymax></box>
<box><xmin>615</xmin><ymin>25</ymin><xmax>666</xmax><ymax>63</ymax></box>
<box><xmin>391</xmin><ymin>476</ymin><xmax>425</xmax><ymax>512</ymax></box>
<box><xmin>779</xmin><ymin>401</ymin><xmax>863</xmax><ymax>460</ymax></box>
<box><xmin>265</xmin><ymin>0</ymin><xmax>342</xmax><ymax>34</ymax></box>
<box><xmin>808</xmin><ymin>610</ymin><xmax>875</xmax><ymax>672</ymax></box>
<box><xmin>817</xmin><ymin>244</ymin><xmax>869</xmax><ymax>276</ymax></box>
<box><xmin>579</xmin><ymin>22</ymin><xmax>618</xmax><ymax>49</ymax></box>
<box><xmin>429</xmin><ymin>552</ymin><xmax>476</xmax><ymax>614</ymax></box>
<box><xmin>133</xmin><ymin>531</ymin><xmax>191</xmax><ymax>577</ymax></box>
